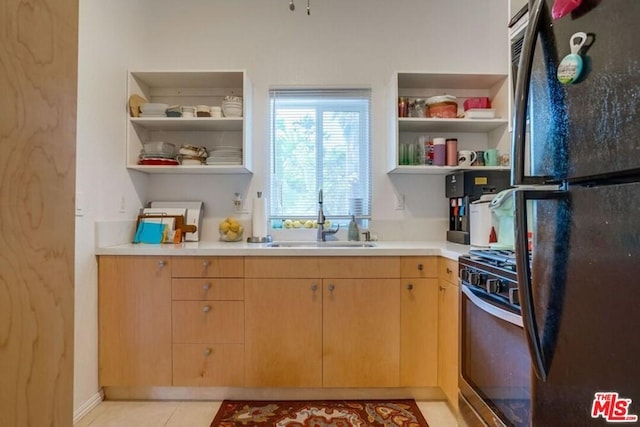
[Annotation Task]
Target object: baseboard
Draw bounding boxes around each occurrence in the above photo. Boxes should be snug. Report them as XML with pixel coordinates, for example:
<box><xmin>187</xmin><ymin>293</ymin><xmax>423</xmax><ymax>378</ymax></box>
<box><xmin>102</xmin><ymin>386</ymin><xmax>445</xmax><ymax>401</ymax></box>
<box><xmin>73</xmin><ymin>389</ymin><xmax>104</xmax><ymax>425</ymax></box>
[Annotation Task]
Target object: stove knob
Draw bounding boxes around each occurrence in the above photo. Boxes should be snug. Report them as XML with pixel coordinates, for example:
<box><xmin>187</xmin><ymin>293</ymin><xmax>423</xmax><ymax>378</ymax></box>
<box><xmin>469</xmin><ymin>272</ymin><xmax>481</xmax><ymax>286</ymax></box>
<box><xmin>460</xmin><ymin>268</ymin><xmax>471</xmax><ymax>282</ymax></box>
<box><xmin>486</xmin><ymin>278</ymin><xmax>501</xmax><ymax>294</ymax></box>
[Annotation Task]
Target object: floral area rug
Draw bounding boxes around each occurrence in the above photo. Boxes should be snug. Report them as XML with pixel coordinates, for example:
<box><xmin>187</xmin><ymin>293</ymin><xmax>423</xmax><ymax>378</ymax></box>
<box><xmin>210</xmin><ymin>399</ymin><xmax>429</xmax><ymax>427</ymax></box>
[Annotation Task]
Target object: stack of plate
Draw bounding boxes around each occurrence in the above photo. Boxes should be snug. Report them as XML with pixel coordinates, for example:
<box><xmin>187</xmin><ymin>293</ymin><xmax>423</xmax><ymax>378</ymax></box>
<box><xmin>206</xmin><ymin>146</ymin><xmax>243</xmax><ymax>165</ymax></box>
<box><xmin>140</xmin><ymin>103</ymin><xmax>169</xmax><ymax>117</ymax></box>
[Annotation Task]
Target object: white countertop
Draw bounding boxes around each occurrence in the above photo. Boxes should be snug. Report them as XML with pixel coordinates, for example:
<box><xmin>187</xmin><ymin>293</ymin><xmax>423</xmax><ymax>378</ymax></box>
<box><xmin>95</xmin><ymin>240</ymin><xmax>470</xmax><ymax>261</ymax></box>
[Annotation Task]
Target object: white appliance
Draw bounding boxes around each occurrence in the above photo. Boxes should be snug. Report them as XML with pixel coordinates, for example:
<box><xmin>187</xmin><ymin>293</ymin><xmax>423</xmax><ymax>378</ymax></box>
<box><xmin>469</xmin><ymin>194</ymin><xmax>496</xmax><ymax>247</ymax></box>
<box><xmin>489</xmin><ymin>189</ymin><xmax>516</xmax><ymax>250</ymax></box>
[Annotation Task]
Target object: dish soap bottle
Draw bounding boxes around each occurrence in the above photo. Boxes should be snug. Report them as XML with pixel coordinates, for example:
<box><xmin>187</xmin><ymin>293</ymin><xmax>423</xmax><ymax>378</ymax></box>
<box><xmin>348</xmin><ymin>215</ymin><xmax>360</xmax><ymax>241</ymax></box>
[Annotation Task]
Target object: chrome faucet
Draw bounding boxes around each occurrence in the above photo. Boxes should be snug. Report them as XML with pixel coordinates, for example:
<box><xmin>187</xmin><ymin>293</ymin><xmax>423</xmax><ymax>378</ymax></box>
<box><xmin>317</xmin><ymin>189</ymin><xmax>339</xmax><ymax>242</ymax></box>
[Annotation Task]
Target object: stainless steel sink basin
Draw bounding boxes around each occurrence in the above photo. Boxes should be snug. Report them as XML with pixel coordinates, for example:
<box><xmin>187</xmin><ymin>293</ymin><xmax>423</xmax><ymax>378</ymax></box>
<box><xmin>266</xmin><ymin>241</ymin><xmax>376</xmax><ymax>248</ymax></box>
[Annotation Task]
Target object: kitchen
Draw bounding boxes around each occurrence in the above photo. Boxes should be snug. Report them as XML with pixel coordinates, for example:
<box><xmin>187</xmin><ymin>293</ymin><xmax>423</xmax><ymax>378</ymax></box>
<box><xmin>4</xmin><ymin>0</ymin><xmax>639</xmax><ymax>426</ymax></box>
<box><xmin>75</xmin><ymin>1</ymin><xmax>508</xmax><ymax>424</ymax></box>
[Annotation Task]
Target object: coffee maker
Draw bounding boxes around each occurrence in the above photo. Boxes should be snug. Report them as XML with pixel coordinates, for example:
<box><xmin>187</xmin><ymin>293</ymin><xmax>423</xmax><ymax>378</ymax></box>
<box><xmin>445</xmin><ymin>170</ymin><xmax>511</xmax><ymax>245</ymax></box>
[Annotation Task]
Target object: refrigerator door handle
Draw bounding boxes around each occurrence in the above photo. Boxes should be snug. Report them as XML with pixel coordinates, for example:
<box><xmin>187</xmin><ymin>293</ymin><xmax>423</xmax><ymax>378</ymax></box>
<box><xmin>512</xmin><ymin>0</ymin><xmax>547</xmax><ymax>186</ymax></box>
<box><xmin>514</xmin><ymin>188</ymin><xmax>565</xmax><ymax>381</ymax></box>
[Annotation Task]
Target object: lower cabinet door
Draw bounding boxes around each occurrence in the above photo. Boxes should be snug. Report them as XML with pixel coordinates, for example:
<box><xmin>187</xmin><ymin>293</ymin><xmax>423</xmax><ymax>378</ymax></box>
<box><xmin>245</xmin><ymin>278</ymin><xmax>322</xmax><ymax>387</ymax></box>
<box><xmin>322</xmin><ymin>278</ymin><xmax>400</xmax><ymax>387</ymax></box>
<box><xmin>400</xmin><ymin>278</ymin><xmax>439</xmax><ymax>386</ymax></box>
<box><xmin>172</xmin><ymin>344</ymin><xmax>244</xmax><ymax>386</ymax></box>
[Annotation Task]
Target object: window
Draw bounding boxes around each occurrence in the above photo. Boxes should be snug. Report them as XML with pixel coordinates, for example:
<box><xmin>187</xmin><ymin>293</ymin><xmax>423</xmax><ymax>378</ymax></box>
<box><xmin>269</xmin><ymin>88</ymin><xmax>371</xmax><ymax>227</ymax></box>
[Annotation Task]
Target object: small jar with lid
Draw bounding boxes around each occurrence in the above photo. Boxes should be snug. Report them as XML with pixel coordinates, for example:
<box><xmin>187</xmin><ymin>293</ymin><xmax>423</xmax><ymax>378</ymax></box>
<box><xmin>426</xmin><ymin>95</ymin><xmax>458</xmax><ymax>118</ymax></box>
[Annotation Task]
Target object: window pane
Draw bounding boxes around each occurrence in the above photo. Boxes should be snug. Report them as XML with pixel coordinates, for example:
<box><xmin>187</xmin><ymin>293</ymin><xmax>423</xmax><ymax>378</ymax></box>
<box><xmin>270</xmin><ymin>89</ymin><xmax>371</xmax><ymax>225</ymax></box>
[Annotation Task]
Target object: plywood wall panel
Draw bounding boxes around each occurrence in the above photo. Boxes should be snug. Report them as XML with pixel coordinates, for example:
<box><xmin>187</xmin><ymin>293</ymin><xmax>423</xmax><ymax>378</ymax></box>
<box><xmin>0</xmin><ymin>0</ymin><xmax>78</xmax><ymax>425</ymax></box>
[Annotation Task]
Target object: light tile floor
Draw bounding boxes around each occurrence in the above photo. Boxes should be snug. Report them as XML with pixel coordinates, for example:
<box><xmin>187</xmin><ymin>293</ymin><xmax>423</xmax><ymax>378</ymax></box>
<box><xmin>75</xmin><ymin>400</ymin><xmax>458</xmax><ymax>426</ymax></box>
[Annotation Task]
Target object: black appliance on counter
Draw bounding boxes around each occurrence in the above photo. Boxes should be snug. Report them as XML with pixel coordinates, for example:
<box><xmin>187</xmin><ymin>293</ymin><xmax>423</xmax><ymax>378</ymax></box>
<box><xmin>445</xmin><ymin>170</ymin><xmax>510</xmax><ymax>245</ymax></box>
<box><xmin>459</xmin><ymin>1</ymin><xmax>640</xmax><ymax>426</ymax></box>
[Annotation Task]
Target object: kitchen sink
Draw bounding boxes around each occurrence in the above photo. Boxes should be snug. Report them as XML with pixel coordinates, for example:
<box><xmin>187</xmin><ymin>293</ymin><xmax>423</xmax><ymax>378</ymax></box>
<box><xmin>266</xmin><ymin>241</ymin><xmax>376</xmax><ymax>248</ymax></box>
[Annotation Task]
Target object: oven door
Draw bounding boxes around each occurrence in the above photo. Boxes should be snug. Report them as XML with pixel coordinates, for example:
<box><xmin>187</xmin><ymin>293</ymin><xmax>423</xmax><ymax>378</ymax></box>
<box><xmin>459</xmin><ymin>284</ymin><xmax>531</xmax><ymax>427</ymax></box>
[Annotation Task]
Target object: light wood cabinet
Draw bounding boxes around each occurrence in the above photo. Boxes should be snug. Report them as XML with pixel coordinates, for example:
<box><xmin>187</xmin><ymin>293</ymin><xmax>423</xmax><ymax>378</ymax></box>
<box><xmin>322</xmin><ymin>278</ymin><xmax>400</xmax><ymax>387</ymax></box>
<box><xmin>244</xmin><ymin>256</ymin><xmax>402</xmax><ymax>388</ymax></box>
<box><xmin>244</xmin><ymin>278</ymin><xmax>322</xmax><ymax>387</ymax></box>
<box><xmin>400</xmin><ymin>256</ymin><xmax>439</xmax><ymax>386</ymax></box>
<box><xmin>98</xmin><ymin>256</ymin><xmax>172</xmax><ymax>386</ymax></box>
<box><xmin>438</xmin><ymin>257</ymin><xmax>460</xmax><ymax>410</ymax></box>
<box><xmin>171</xmin><ymin>257</ymin><xmax>244</xmax><ymax>387</ymax></box>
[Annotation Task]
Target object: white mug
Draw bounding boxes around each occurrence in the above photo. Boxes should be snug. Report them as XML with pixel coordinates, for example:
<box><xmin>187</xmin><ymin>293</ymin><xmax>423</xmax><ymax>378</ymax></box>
<box><xmin>458</xmin><ymin>150</ymin><xmax>477</xmax><ymax>167</ymax></box>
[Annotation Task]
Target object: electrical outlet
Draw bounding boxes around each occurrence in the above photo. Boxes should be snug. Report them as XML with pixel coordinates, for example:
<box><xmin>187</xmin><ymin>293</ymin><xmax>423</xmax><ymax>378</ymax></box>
<box><xmin>119</xmin><ymin>195</ymin><xmax>126</xmax><ymax>213</ymax></box>
<box><xmin>395</xmin><ymin>194</ymin><xmax>405</xmax><ymax>210</ymax></box>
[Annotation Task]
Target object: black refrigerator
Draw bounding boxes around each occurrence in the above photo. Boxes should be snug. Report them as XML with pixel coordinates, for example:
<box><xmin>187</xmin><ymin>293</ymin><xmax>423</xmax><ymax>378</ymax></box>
<box><xmin>512</xmin><ymin>0</ymin><xmax>640</xmax><ymax>425</ymax></box>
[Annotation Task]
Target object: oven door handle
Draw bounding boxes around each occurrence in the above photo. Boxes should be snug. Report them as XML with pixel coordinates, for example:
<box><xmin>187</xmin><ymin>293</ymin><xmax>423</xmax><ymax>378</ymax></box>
<box><xmin>461</xmin><ymin>284</ymin><xmax>523</xmax><ymax>327</ymax></box>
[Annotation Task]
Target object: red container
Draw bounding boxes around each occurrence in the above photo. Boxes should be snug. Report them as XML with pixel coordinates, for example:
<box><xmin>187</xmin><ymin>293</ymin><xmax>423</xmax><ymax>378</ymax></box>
<box><xmin>463</xmin><ymin>97</ymin><xmax>491</xmax><ymax>111</ymax></box>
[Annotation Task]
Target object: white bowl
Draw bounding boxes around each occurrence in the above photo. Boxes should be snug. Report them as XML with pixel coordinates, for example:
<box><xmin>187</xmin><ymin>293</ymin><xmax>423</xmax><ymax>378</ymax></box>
<box><xmin>140</xmin><ymin>103</ymin><xmax>169</xmax><ymax>113</ymax></box>
<box><xmin>222</xmin><ymin>105</ymin><xmax>243</xmax><ymax>117</ymax></box>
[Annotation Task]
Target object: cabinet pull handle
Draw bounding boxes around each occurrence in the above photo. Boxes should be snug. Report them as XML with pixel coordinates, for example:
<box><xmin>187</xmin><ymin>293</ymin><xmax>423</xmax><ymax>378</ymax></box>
<box><xmin>202</xmin><ymin>305</ymin><xmax>211</xmax><ymax>313</ymax></box>
<box><xmin>406</xmin><ymin>283</ymin><xmax>414</xmax><ymax>291</ymax></box>
<box><xmin>417</xmin><ymin>263</ymin><xmax>424</xmax><ymax>271</ymax></box>
<box><xmin>311</xmin><ymin>283</ymin><xmax>318</xmax><ymax>291</ymax></box>
<box><xmin>158</xmin><ymin>260</ymin><xmax>166</xmax><ymax>268</ymax></box>
<box><xmin>202</xmin><ymin>260</ymin><xmax>210</xmax><ymax>267</ymax></box>
<box><xmin>328</xmin><ymin>284</ymin><xmax>335</xmax><ymax>292</ymax></box>
<box><xmin>202</xmin><ymin>282</ymin><xmax>211</xmax><ymax>291</ymax></box>
<box><xmin>203</xmin><ymin>347</ymin><xmax>212</xmax><ymax>357</ymax></box>
<box><xmin>446</xmin><ymin>267</ymin><xmax>452</xmax><ymax>274</ymax></box>
<box><xmin>439</xmin><ymin>285</ymin><xmax>446</xmax><ymax>292</ymax></box>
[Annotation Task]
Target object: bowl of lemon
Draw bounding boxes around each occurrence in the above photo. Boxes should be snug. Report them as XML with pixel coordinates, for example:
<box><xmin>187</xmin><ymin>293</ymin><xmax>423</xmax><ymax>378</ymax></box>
<box><xmin>219</xmin><ymin>217</ymin><xmax>244</xmax><ymax>242</ymax></box>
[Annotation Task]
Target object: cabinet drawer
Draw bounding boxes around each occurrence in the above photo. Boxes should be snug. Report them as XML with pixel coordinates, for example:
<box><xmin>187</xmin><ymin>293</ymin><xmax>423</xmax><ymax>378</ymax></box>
<box><xmin>439</xmin><ymin>258</ymin><xmax>458</xmax><ymax>285</ymax></box>
<box><xmin>320</xmin><ymin>256</ymin><xmax>400</xmax><ymax>278</ymax></box>
<box><xmin>172</xmin><ymin>344</ymin><xmax>244</xmax><ymax>386</ymax></box>
<box><xmin>400</xmin><ymin>257</ymin><xmax>438</xmax><ymax>278</ymax></box>
<box><xmin>172</xmin><ymin>301</ymin><xmax>244</xmax><ymax>343</ymax></box>
<box><xmin>245</xmin><ymin>257</ymin><xmax>321</xmax><ymax>278</ymax></box>
<box><xmin>172</xmin><ymin>278</ymin><xmax>244</xmax><ymax>301</ymax></box>
<box><xmin>172</xmin><ymin>256</ymin><xmax>243</xmax><ymax>278</ymax></box>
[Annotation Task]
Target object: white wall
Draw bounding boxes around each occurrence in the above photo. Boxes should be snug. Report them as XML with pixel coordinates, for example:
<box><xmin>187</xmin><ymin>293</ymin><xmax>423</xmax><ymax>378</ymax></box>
<box><xmin>75</xmin><ymin>0</ymin><xmax>508</xmax><ymax>411</ymax></box>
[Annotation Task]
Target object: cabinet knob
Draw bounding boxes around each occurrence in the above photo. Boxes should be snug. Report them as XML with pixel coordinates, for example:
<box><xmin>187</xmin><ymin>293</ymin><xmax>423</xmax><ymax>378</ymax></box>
<box><xmin>417</xmin><ymin>263</ymin><xmax>424</xmax><ymax>271</ymax></box>
<box><xmin>311</xmin><ymin>283</ymin><xmax>318</xmax><ymax>291</ymax></box>
<box><xmin>328</xmin><ymin>284</ymin><xmax>335</xmax><ymax>292</ymax></box>
<box><xmin>202</xmin><ymin>282</ymin><xmax>211</xmax><ymax>291</ymax></box>
<box><xmin>446</xmin><ymin>267</ymin><xmax>452</xmax><ymax>274</ymax></box>
<box><xmin>202</xmin><ymin>305</ymin><xmax>211</xmax><ymax>313</ymax></box>
<box><xmin>439</xmin><ymin>285</ymin><xmax>446</xmax><ymax>292</ymax></box>
<box><xmin>203</xmin><ymin>347</ymin><xmax>212</xmax><ymax>357</ymax></box>
<box><xmin>202</xmin><ymin>260</ymin><xmax>210</xmax><ymax>268</ymax></box>
<box><xmin>406</xmin><ymin>283</ymin><xmax>414</xmax><ymax>291</ymax></box>
<box><xmin>158</xmin><ymin>260</ymin><xmax>166</xmax><ymax>268</ymax></box>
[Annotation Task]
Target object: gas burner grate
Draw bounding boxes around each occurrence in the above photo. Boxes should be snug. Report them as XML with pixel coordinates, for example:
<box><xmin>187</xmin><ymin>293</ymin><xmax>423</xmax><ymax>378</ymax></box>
<box><xmin>468</xmin><ymin>249</ymin><xmax>516</xmax><ymax>265</ymax></box>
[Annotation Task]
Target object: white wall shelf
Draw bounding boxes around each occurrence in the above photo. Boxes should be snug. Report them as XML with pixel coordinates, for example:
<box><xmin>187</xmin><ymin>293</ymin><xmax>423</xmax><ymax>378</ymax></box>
<box><xmin>126</xmin><ymin>70</ymin><xmax>253</xmax><ymax>175</ymax></box>
<box><xmin>387</xmin><ymin>72</ymin><xmax>510</xmax><ymax>174</ymax></box>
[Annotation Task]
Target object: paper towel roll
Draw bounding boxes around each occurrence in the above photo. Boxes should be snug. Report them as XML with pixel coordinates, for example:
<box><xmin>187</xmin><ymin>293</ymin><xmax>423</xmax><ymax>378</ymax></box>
<box><xmin>252</xmin><ymin>196</ymin><xmax>268</xmax><ymax>238</ymax></box>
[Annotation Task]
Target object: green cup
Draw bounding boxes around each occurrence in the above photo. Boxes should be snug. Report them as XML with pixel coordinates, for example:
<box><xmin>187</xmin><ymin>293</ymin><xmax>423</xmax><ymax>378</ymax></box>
<box><xmin>484</xmin><ymin>148</ymin><xmax>499</xmax><ymax>166</ymax></box>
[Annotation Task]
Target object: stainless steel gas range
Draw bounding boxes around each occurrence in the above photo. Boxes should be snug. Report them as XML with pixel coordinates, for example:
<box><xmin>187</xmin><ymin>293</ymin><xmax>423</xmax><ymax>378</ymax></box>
<box><xmin>458</xmin><ymin>250</ymin><xmax>531</xmax><ymax>427</ymax></box>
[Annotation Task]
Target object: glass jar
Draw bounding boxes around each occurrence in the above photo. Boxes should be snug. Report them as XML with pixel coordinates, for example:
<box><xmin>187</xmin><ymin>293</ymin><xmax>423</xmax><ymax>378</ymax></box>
<box><xmin>412</xmin><ymin>99</ymin><xmax>426</xmax><ymax>117</ymax></box>
<box><xmin>398</xmin><ymin>97</ymin><xmax>409</xmax><ymax>118</ymax></box>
